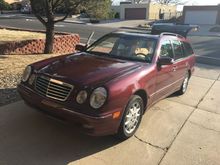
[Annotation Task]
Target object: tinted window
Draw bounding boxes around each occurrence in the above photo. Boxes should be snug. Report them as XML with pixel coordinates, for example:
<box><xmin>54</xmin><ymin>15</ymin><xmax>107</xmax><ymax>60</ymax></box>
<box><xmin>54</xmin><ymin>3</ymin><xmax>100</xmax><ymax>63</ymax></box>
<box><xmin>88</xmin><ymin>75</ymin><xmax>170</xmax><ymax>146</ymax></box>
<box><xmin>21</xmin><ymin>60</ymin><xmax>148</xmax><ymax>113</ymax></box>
<box><xmin>172</xmin><ymin>40</ymin><xmax>184</xmax><ymax>60</ymax></box>
<box><xmin>160</xmin><ymin>40</ymin><xmax>174</xmax><ymax>58</ymax></box>
<box><xmin>183</xmin><ymin>42</ymin><xmax>194</xmax><ymax>56</ymax></box>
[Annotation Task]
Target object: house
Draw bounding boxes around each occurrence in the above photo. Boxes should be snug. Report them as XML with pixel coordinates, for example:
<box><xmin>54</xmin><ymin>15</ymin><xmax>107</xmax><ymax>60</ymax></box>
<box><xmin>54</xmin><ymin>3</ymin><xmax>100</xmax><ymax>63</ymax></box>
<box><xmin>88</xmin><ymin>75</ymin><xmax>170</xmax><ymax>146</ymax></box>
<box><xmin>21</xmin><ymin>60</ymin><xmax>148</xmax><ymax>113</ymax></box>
<box><xmin>4</xmin><ymin>0</ymin><xmax>22</xmax><ymax>4</ymax></box>
<box><xmin>4</xmin><ymin>0</ymin><xmax>30</xmax><ymax>10</ymax></box>
<box><xmin>119</xmin><ymin>0</ymin><xmax>177</xmax><ymax>20</ymax></box>
<box><xmin>183</xmin><ymin>5</ymin><xmax>220</xmax><ymax>25</ymax></box>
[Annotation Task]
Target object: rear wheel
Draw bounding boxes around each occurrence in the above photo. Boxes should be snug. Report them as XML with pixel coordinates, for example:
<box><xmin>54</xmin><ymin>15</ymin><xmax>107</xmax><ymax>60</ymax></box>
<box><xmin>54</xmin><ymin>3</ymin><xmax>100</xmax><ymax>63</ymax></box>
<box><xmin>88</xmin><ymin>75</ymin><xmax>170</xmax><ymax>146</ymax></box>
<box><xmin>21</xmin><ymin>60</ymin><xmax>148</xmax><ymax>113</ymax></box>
<box><xmin>116</xmin><ymin>95</ymin><xmax>144</xmax><ymax>140</ymax></box>
<box><xmin>177</xmin><ymin>72</ymin><xmax>190</xmax><ymax>95</ymax></box>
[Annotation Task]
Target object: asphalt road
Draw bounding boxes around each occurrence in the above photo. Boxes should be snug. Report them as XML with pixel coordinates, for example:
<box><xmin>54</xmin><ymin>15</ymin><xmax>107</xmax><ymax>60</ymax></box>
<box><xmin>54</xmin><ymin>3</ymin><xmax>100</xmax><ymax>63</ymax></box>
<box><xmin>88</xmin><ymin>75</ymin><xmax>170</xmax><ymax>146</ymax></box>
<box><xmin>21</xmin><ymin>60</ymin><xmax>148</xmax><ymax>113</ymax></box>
<box><xmin>0</xmin><ymin>18</ymin><xmax>115</xmax><ymax>43</ymax></box>
<box><xmin>0</xmin><ymin>17</ymin><xmax>220</xmax><ymax>66</ymax></box>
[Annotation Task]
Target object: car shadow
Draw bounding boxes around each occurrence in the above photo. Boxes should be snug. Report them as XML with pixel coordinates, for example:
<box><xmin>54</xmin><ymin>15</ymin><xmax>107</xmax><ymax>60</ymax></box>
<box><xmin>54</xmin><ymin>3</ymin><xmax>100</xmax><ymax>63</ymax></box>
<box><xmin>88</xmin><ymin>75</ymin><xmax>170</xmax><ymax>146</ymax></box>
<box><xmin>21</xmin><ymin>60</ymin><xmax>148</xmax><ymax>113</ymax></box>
<box><xmin>0</xmin><ymin>101</ymin><xmax>121</xmax><ymax>165</ymax></box>
<box><xmin>167</xmin><ymin>92</ymin><xmax>179</xmax><ymax>98</ymax></box>
<box><xmin>0</xmin><ymin>88</ymin><xmax>21</xmax><ymax>106</ymax></box>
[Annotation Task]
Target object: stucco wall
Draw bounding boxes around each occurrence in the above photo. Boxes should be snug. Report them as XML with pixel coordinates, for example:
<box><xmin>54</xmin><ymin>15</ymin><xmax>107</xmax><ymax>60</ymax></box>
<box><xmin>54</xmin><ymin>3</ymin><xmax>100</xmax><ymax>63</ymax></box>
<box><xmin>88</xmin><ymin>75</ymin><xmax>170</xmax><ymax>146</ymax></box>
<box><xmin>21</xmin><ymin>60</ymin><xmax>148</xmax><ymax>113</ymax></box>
<box><xmin>149</xmin><ymin>3</ymin><xmax>177</xmax><ymax>20</ymax></box>
<box><xmin>111</xmin><ymin>5</ymin><xmax>120</xmax><ymax>14</ymax></box>
<box><xmin>5</xmin><ymin>0</ymin><xmax>21</xmax><ymax>4</ymax></box>
<box><xmin>183</xmin><ymin>5</ymin><xmax>220</xmax><ymax>25</ymax></box>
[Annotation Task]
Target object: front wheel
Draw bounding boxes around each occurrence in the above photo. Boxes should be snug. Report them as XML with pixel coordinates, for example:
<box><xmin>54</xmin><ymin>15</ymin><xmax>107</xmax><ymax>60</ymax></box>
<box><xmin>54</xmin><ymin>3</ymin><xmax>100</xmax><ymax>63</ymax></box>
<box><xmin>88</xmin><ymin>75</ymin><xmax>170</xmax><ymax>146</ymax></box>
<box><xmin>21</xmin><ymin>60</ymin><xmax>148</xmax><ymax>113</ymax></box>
<box><xmin>116</xmin><ymin>95</ymin><xmax>144</xmax><ymax>140</ymax></box>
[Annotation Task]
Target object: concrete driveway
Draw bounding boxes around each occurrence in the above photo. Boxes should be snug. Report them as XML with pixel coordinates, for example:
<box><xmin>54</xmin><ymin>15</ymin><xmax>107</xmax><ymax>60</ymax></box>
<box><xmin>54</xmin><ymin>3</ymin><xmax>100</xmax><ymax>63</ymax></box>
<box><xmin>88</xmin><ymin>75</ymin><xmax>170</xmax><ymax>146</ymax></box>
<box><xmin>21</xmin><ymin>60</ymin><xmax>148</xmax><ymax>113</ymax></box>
<box><xmin>0</xmin><ymin>64</ymin><xmax>220</xmax><ymax>165</ymax></box>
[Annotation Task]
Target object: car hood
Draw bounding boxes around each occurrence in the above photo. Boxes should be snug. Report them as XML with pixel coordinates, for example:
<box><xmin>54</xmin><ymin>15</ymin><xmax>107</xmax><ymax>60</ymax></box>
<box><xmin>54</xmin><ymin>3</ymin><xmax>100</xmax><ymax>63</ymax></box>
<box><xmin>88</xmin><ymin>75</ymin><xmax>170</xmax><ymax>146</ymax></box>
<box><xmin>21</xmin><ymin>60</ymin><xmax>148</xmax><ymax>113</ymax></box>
<box><xmin>38</xmin><ymin>53</ymin><xmax>142</xmax><ymax>86</ymax></box>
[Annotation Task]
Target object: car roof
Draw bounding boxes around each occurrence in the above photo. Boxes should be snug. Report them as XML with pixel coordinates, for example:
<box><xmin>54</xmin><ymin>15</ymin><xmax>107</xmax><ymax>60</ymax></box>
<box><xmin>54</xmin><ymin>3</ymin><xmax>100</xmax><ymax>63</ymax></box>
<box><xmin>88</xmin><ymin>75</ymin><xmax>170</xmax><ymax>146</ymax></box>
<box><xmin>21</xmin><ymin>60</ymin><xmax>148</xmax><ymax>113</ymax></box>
<box><xmin>112</xmin><ymin>29</ymin><xmax>186</xmax><ymax>42</ymax></box>
<box><xmin>113</xmin><ymin>24</ymin><xmax>199</xmax><ymax>40</ymax></box>
<box><xmin>112</xmin><ymin>30</ymin><xmax>160</xmax><ymax>39</ymax></box>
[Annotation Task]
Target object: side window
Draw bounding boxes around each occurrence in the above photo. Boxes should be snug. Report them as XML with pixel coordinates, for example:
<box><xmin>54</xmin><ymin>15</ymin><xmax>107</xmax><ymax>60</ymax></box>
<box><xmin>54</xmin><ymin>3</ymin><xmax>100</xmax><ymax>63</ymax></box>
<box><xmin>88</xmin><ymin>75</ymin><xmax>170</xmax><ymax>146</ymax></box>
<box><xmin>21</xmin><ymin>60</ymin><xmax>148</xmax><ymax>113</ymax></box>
<box><xmin>183</xmin><ymin>42</ymin><xmax>194</xmax><ymax>56</ymax></box>
<box><xmin>172</xmin><ymin>40</ymin><xmax>184</xmax><ymax>60</ymax></box>
<box><xmin>160</xmin><ymin>40</ymin><xmax>174</xmax><ymax>58</ymax></box>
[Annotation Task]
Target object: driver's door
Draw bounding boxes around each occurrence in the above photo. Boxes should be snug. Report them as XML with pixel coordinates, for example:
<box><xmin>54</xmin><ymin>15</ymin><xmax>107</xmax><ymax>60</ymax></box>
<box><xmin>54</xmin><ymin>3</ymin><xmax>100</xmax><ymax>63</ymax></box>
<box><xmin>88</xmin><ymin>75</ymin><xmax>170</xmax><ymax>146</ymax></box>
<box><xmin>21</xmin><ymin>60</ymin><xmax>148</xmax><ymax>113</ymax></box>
<box><xmin>153</xmin><ymin>40</ymin><xmax>175</xmax><ymax>102</ymax></box>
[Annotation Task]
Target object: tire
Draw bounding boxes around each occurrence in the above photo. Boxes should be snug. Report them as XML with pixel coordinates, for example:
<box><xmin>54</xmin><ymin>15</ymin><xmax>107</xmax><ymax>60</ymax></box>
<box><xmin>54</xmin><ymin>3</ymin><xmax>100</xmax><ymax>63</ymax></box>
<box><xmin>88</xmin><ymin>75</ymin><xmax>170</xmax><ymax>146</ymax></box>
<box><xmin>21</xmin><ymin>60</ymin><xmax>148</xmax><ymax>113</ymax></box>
<box><xmin>116</xmin><ymin>95</ymin><xmax>144</xmax><ymax>140</ymax></box>
<box><xmin>177</xmin><ymin>72</ymin><xmax>190</xmax><ymax>95</ymax></box>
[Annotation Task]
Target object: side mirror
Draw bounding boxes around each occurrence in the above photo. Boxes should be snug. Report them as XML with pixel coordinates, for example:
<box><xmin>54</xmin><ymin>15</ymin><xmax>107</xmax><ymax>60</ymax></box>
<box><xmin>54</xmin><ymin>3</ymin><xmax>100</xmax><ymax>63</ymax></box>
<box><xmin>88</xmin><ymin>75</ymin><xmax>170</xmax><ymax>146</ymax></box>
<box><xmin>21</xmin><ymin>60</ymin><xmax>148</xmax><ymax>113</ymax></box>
<box><xmin>158</xmin><ymin>57</ymin><xmax>174</xmax><ymax>66</ymax></box>
<box><xmin>75</xmin><ymin>44</ymin><xmax>87</xmax><ymax>52</ymax></box>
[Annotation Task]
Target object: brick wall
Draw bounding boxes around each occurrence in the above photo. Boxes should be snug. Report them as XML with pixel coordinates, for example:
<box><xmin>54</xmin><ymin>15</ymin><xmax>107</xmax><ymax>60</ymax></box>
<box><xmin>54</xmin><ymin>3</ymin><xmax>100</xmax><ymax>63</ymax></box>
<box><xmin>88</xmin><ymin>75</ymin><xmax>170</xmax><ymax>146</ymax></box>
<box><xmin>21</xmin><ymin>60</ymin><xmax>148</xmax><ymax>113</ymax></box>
<box><xmin>0</xmin><ymin>27</ymin><xmax>80</xmax><ymax>55</ymax></box>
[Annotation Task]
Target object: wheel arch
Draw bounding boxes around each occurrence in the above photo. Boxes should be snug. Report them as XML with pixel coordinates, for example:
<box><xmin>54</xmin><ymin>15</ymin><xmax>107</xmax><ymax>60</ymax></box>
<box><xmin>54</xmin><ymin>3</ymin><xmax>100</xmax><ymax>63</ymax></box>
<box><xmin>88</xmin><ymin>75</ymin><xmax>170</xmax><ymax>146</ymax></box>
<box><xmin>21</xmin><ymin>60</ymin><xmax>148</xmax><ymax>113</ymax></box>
<box><xmin>133</xmin><ymin>89</ymin><xmax>148</xmax><ymax>112</ymax></box>
<box><xmin>188</xmin><ymin>69</ymin><xmax>192</xmax><ymax>78</ymax></box>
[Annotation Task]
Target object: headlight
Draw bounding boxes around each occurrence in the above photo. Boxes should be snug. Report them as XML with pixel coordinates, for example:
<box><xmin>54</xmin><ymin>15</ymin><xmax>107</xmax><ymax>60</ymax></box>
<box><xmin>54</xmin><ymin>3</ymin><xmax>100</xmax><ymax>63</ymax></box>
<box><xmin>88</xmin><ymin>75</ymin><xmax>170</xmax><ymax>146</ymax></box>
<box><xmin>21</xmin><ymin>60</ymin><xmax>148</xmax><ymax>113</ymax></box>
<box><xmin>22</xmin><ymin>66</ymin><xmax>32</xmax><ymax>82</ymax></box>
<box><xmin>90</xmin><ymin>87</ymin><xmax>107</xmax><ymax>109</ymax></box>
<box><xmin>76</xmin><ymin>90</ymin><xmax>88</xmax><ymax>104</ymax></box>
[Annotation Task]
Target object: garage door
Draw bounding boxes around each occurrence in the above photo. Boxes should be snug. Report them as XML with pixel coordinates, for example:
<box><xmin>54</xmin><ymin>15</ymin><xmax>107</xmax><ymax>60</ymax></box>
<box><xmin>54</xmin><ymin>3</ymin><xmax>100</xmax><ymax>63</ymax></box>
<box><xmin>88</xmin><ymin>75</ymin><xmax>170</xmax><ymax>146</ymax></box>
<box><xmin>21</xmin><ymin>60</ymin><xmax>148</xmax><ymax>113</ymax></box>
<box><xmin>125</xmin><ymin>8</ymin><xmax>146</xmax><ymax>20</ymax></box>
<box><xmin>185</xmin><ymin>10</ymin><xmax>218</xmax><ymax>25</ymax></box>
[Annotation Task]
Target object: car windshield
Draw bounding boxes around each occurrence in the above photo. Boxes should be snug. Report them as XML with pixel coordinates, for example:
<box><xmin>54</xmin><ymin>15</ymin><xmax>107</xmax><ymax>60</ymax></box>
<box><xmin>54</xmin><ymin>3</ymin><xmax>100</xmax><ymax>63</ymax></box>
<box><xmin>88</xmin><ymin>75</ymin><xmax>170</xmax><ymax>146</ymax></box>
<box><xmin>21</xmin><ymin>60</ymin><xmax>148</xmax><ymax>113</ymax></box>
<box><xmin>86</xmin><ymin>34</ymin><xmax>157</xmax><ymax>63</ymax></box>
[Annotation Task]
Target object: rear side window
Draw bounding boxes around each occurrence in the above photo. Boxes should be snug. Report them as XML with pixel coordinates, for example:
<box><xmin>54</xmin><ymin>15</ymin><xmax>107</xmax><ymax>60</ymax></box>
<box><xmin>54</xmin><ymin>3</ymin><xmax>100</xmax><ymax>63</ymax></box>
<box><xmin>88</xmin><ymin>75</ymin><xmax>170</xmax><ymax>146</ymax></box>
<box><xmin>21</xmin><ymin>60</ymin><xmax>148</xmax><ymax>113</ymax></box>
<box><xmin>183</xmin><ymin>42</ymin><xmax>194</xmax><ymax>56</ymax></box>
<box><xmin>160</xmin><ymin>40</ymin><xmax>174</xmax><ymax>58</ymax></box>
<box><xmin>172</xmin><ymin>40</ymin><xmax>184</xmax><ymax>60</ymax></box>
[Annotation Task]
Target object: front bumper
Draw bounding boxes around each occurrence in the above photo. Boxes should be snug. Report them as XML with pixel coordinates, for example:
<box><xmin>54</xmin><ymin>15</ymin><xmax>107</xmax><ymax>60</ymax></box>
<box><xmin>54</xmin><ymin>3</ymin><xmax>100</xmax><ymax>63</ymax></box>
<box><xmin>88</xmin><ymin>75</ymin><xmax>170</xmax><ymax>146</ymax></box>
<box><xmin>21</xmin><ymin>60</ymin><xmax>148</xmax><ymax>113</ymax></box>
<box><xmin>17</xmin><ymin>83</ymin><xmax>121</xmax><ymax>136</ymax></box>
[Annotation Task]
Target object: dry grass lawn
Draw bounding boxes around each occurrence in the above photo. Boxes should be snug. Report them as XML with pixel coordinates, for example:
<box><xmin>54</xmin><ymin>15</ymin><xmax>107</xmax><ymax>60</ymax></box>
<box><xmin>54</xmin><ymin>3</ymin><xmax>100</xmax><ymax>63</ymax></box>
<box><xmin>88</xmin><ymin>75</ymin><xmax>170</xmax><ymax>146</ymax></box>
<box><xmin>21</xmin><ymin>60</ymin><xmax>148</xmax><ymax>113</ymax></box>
<box><xmin>0</xmin><ymin>29</ymin><xmax>45</xmax><ymax>43</ymax></box>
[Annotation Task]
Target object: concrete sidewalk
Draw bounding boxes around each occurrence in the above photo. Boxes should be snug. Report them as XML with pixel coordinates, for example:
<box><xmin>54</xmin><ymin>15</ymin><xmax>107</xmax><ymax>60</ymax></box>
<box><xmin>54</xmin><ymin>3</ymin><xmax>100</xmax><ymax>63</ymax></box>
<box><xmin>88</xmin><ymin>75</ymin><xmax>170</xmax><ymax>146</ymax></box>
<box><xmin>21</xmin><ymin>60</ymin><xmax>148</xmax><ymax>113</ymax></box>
<box><xmin>91</xmin><ymin>20</ymin><xmax>149</xmax><ymax>28</ymax></box>
<box><xmin>0</xmin><ymin>64</ymin><xmax>220</xmax><ymax>165</ymax></box>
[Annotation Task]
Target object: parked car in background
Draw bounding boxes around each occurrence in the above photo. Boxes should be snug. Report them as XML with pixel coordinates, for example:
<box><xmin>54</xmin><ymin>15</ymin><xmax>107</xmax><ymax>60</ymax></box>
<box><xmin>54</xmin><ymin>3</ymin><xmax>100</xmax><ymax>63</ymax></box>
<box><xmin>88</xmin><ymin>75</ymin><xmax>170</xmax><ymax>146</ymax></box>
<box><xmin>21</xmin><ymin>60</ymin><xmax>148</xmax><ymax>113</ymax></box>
<box><xmin>20</xmin><ymin>5</ymin><xmax>31</xmax><ymax>14</ymax></box>
<box><xmin>148</xmin><ymin>19</ymin><xmax>175</xmax><ymax>27</ymax></box>
<box><xmin>18</xmin><ymin>25</ymin><xmax>196</xmax><ymax>139</ymax></box>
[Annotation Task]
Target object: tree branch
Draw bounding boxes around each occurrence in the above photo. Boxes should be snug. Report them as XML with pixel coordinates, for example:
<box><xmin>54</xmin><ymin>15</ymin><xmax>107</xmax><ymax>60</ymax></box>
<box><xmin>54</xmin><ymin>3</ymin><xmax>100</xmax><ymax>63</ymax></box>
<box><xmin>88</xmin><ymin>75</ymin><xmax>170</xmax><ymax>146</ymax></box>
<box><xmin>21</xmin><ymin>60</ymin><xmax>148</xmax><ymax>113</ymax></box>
<box><xmin>34</xmin><ymin>14</ymin><xmax>47</xmax><ymax>25</ymax></box>
<box><xmin>30</xmin><ymin>0</ymin><xmax>47</xmax><ymax>25</ymax></box>
<box><xmin>54</xmin><ymin>10</ymin><xmax>71</xmax><ymax>23</ymax></box>
<box><xmin>52</xmin><ymin>0</ymin><xmax>64</xmax><ymax>9</ymax></box>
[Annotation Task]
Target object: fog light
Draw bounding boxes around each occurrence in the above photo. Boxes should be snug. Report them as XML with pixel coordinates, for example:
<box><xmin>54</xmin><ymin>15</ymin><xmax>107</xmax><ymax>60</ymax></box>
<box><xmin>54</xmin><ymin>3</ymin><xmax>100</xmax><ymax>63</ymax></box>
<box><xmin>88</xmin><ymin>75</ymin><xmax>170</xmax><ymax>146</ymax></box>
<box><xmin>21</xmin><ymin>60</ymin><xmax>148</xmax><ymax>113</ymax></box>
<box><xmin>76</xmin><ymin>90</ymin><xmax>88</xmax><ymax>104</ymax></box>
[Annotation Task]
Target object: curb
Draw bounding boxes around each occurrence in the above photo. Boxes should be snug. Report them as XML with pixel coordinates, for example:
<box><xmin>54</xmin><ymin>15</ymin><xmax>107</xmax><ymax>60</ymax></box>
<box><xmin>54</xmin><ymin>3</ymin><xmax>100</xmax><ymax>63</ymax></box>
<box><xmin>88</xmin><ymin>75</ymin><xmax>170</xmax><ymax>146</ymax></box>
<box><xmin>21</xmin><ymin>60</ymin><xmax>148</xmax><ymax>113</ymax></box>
<box><xmin>63</xmin><ymin>20</ymin><xmax>88</xmax><ymax>25</ymax></box>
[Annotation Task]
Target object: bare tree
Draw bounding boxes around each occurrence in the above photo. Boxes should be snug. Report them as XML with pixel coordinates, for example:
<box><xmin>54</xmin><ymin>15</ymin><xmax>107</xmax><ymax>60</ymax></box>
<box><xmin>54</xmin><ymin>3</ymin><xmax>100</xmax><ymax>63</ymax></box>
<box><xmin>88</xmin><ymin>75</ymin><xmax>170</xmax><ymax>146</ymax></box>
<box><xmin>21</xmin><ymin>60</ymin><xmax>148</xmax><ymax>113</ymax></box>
<box><xmin>30</xmin><ymin>0</ymin><xmax>87</xmax><ymax>54</ymax></box>
<box><xmin>152</xmin><ymin>0</ymin><xmax>186</xmax><ymax>5</ymax></box>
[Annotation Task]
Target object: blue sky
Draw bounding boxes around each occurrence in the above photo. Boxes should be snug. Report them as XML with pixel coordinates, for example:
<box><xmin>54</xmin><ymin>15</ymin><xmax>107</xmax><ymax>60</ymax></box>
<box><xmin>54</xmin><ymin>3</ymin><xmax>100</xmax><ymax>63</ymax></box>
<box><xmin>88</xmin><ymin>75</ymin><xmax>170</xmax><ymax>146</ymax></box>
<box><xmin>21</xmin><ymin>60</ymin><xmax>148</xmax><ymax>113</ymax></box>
<box><xmin>113</xmin><ymin>0</ymin><xmax>220</xmax><ymax>5</ymax></box>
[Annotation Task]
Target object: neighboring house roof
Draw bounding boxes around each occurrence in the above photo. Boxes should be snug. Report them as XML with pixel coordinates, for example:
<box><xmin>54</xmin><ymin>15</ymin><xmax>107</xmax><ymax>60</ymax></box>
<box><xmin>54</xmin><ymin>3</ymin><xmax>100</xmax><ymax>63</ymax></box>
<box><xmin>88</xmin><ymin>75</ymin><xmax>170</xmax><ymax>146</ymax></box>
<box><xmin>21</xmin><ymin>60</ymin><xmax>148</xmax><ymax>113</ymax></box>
<box><xmin>5</xmin><ymin>0</ymin><xmax>22</xmax><ymax>4</ymax></box>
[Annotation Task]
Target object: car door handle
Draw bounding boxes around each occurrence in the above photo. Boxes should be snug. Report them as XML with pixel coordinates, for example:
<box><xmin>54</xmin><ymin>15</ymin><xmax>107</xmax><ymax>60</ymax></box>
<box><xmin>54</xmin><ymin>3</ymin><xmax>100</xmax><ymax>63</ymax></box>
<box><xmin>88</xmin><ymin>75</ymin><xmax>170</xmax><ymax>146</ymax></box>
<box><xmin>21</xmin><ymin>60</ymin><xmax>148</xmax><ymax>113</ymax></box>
<box><xmin>173</xmin><ymin>66</ymin><xmax>177</xmax><ymax>72</ymax></box>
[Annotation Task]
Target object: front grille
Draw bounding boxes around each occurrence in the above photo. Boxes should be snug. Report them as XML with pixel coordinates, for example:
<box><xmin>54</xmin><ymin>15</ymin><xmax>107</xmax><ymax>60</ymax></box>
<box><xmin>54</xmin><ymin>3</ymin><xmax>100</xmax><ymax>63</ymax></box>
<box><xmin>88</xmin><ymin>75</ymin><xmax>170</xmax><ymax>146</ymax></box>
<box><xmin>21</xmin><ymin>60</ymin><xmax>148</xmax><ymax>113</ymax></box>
<box><xmin>35</xmin><ymin>76</ymin><xmax>73</xmax><ymax>101</ymax></box>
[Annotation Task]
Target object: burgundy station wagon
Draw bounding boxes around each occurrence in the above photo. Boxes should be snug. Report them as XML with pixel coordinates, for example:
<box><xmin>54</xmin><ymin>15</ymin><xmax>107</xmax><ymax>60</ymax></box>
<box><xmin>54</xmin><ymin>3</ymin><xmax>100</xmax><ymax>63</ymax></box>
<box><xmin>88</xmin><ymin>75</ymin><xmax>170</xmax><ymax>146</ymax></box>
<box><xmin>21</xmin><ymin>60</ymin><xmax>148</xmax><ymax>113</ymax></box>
<box><xmin>18</xmin><ymin>26</ymin><xmax>196</xmax><ymax>139</ymax></box>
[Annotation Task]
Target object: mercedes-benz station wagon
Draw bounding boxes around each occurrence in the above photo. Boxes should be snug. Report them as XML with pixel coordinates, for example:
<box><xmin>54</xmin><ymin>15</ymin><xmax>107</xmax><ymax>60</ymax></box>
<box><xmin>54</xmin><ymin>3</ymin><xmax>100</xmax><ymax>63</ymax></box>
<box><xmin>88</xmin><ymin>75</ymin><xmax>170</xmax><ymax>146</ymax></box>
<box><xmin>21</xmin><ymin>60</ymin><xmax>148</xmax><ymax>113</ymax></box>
<box><xmin>18</xmin><ymin>25</ymin><xmax>196</xmax><ymax>139</ymax></box>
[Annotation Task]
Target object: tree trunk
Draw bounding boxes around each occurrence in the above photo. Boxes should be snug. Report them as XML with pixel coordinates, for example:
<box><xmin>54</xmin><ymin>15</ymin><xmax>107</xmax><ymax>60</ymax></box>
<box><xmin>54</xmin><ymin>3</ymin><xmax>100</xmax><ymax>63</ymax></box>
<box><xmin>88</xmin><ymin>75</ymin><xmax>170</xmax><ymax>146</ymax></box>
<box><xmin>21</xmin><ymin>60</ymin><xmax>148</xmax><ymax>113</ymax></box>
<box><xmin>44</xmin><ymin>23</ymin><xmax>55</xmax><ymax>54</ymax></box>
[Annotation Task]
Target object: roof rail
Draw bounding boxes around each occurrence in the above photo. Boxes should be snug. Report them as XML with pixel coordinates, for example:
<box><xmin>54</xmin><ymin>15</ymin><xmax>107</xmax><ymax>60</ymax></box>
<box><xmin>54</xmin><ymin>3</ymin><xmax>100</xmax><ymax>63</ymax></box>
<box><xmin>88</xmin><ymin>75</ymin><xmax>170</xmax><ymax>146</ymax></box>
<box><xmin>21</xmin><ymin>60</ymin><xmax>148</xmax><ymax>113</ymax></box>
<box><xmin>160</xmin><ymin>32</ymin><xmax>184</xmax><ymax>38</ymax></box>
<box><xmin>116</xmin><ymin>27</ymin><xmax>151</xmax><ymax>35</ymax></box>
<box><xmin>120</xmin><ymin>26</ymin><xmax>151</xmax><ymax>31</ymax></box>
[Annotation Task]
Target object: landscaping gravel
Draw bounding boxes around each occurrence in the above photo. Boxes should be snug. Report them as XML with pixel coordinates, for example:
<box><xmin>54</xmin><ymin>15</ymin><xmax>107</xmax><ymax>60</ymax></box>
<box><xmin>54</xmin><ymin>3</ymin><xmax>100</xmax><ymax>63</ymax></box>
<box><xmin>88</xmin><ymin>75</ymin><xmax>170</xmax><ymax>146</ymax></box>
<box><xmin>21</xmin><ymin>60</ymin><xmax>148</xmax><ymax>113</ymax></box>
<box><xmin>0</xmin><ymin>54</ymin><xmax>59</xmax><ymax>106</ymax></box>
